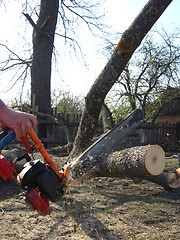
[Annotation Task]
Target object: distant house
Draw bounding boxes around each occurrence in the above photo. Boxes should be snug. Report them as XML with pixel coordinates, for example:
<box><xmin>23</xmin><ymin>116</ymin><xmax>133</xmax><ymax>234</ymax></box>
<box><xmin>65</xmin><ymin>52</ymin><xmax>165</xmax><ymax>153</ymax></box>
<box><xmin>154</xmin><ymin>87</ymin><xmax>180</xmax><ymax>125</ymax></box>
<box><xmin>138</xmin><ymin>88</ymin><xmax>180</xmax><ymax>152</ymax></box>
<box><xmin>155</xmin><ymin>96</ymin><xmax>180</xmax><ymax>124</ymax></box>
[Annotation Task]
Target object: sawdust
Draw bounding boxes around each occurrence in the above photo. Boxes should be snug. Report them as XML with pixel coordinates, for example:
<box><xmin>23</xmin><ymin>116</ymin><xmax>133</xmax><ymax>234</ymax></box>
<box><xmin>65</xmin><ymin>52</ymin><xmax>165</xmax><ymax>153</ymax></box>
<box><xmin>1</xmin><ymin>156</ymin><xmax>180</xmax><ymax>240</ymax></box>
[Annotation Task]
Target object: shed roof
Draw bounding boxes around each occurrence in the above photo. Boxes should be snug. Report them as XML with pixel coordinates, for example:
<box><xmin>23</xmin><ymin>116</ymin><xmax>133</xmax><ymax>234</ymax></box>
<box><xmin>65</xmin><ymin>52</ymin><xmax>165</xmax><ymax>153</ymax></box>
<box><xmin>160</xmin><ymin>97</ymin><xmax>180</xmax><ymax>115</ymax></box>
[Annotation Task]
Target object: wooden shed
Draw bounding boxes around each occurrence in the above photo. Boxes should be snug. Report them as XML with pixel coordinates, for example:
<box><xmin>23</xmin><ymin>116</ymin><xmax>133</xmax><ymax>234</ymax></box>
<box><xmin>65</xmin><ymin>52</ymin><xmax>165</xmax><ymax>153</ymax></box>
<box><xmin>152</xmin><ymin>88</ymin><xmax>180</xmax><ymax>151</ymax></box>
<box><xmin>154</xmin><ymin>87</ymin><xmax>180</xmax><ymax>124</ymax></box>
<box><xmin>155</xmin><ymin>96</ymin><xmax>180</xmax><ymax>124</ymax></box>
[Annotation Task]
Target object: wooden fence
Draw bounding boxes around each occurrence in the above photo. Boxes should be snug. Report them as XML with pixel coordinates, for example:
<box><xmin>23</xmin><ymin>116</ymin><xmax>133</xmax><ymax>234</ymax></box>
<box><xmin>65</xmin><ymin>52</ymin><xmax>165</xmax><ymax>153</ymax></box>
<box><xmin>138</xmin><ymin>122</ymin><xmax>180</xmax><ymax>152</ymax></box>
<box><xmin>37</xmin><ymin>112</ymin><xmax>180</xmax><ymax>152</ymax></box>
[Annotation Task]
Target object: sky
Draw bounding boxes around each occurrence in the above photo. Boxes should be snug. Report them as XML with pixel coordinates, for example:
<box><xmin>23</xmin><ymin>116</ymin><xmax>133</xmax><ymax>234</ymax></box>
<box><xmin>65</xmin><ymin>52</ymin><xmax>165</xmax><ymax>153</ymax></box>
<box><xmin>0</xmin><ymin>0</ymin><xmax>179</xmax><ymax>103</ymax></box>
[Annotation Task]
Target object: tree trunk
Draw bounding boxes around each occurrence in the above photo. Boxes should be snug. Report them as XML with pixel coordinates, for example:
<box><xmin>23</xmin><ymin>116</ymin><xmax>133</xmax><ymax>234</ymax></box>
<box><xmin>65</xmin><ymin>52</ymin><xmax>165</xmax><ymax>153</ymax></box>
<box><xmin>69</xmin><ymin>144</ymin><xmax>180</xmax><ymax>191</ymax></box>
<box><xmin>101</xmin><ymin>103</ymin><xmax>113</xmax><ymax>133</ymax></box>
<box><xmin>146</xmin><ymin>171</ymin><xmax>180</xmax><ymax>191</ymax></box>
<box><xmin>70</xmin><ymin>0</ymin><xmax>173</xmax><ymax>158</ymax></box>
<box><xmin>31</xmin><ymin>0</ymin><xmax>59</xmax><ymax>114</ymax></box>
<box><xmin>70</xmin><ymin>145</ymin><xmax>165</xmax><ymax>179</ymax></box>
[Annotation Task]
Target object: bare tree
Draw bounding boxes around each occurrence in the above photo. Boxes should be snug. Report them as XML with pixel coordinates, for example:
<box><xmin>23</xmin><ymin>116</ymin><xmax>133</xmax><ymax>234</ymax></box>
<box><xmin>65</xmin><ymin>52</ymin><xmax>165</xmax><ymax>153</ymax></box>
<box><xmin>70</xmin><ymin>0</ymin><xmax>174</xmax><ymax>158</ymax></box>
<box><xmin>0</xmin><ymin>1</ymin><xmax>105</xmax><ymax>103</ymax></box>
<box><xmin>23</xmin><ymin>0</ymin><xmax>105</xmax><ymax>113</ymax></box>
<box><xmin>106</xmin><ymin>30</ymin><xmax>180</xmax><ymax>119</ymax></box>
<box><xmin>0</xmin><ymin>0</ymin><xmax>106</xmax><ymax>137</ymax></box>
<box><xmin>0</xmin><ymin>44</ymin><xmax>32</xmax><ymax>102</ymax></box>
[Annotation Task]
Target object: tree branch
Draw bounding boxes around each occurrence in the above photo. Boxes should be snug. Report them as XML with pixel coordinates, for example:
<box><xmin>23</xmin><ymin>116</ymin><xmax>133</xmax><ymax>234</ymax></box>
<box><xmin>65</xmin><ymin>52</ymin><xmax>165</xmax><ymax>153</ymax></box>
<box><xmin>22</xmin><ymin>13</ymin><xmax>37</xmax><ymax>30</ymax></box>
<box><xmin>71</xmin><ymin>0</ymin><xmax>173</xmax><ymax>157</ymax></box>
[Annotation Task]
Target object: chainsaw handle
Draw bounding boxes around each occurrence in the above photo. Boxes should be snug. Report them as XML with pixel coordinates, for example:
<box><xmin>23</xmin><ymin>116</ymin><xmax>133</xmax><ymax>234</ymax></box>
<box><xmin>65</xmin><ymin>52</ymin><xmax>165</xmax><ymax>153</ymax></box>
<box><xmin>0</xmin><ymin>130</ymin><xmax>16</xmax><ymax>150</ymax></box>
<box><xmin>21</xmin><ymin>135</ymin><xmax>32</xmax><ymax>154</ymax></box>
<box><xmin>28</xmin><ymin>129</ymin><xmax>62</xmax><ymax>179</ymax></box>
<box><xmin>0</xmin><ymin>129</ymin><xmax>32</xmax><ymax>153</ymax></box>
<box><xmin>0</xmin><ymin>128</ymin><xmax>10</xmax><ymax>140</ymax></box>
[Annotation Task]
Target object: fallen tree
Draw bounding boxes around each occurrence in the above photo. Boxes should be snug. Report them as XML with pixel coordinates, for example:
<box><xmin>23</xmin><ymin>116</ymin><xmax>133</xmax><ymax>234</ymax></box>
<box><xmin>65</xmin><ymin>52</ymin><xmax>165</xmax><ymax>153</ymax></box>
<box><xmin>69</xmin><ymin>145</ymin><xmax>180</xmax><ymax>192</ymax></box>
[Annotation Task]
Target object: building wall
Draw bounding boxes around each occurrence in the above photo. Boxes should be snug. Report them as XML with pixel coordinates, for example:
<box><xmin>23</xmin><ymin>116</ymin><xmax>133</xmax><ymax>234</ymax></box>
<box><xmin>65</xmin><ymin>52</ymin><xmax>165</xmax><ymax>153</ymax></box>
<box><xmin>155</xmin><ymin>114</ymin><xmax>180</xmax><ymax>124</ymax></box>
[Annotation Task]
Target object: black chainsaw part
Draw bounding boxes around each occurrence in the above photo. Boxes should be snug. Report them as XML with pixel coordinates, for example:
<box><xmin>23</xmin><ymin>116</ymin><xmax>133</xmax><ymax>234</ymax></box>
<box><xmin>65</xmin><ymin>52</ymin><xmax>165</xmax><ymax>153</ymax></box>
<box><xmin>20</xmin><ymin>160</ymin><xmax>47</xmax><ymax>189</ymax></box>
<box><xmin>36</xmin><ymin>167</ymin><xmax>65</xmax><ymax>202</ymax></box>
<box><xmin>78</xmin><ymin>108</ymin><xmax>144</xmax><ymax>161</ymax></box>
<box><xmin>19</xmin><ymin>160</ymin><xmax>65</xmax><ymax>202</ymax></box>
<box><xmin>16</xmin><ymin>152</ymin><xmax>31</xmax><ymax>162</ymax></box>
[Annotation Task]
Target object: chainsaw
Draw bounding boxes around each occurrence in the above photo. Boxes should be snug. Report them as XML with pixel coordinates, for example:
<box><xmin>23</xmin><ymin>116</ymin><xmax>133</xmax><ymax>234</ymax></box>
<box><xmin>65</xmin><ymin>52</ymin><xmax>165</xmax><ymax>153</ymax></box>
<box><xmin>0</xmin><ymin>128</ymin><xmax>69</xmax><ymax>215</ymax></box>
<box><xmin>0</xmin><ymin>109</ymin><xmax>144</xmax><ymax>215</ymax></box>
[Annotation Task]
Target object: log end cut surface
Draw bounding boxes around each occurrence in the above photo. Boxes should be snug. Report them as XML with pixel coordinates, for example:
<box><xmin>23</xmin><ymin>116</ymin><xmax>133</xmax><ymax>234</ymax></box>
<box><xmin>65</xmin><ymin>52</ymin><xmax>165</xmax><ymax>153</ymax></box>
<box><xmin>145</xmin><ymin>145</ymin><xmax>165</xmax><ymax>176</ymax></box>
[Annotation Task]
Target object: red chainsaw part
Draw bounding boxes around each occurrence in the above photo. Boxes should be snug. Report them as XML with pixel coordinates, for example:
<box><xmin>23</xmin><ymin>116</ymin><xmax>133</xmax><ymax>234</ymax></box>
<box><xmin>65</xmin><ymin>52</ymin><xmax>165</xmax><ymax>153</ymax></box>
<box><xmin>24</xmin><ymin>189</ymin><xmax>51</xmax><ymax>215</ymax></box>
<box><xmin>0</xmin><ymin>155</ymin><xmax>16</xmax><ymax>181</ymax></box>
<box><xmin>21</xmin><ymin>135</ymin><xmax>32</xmax><ymax>154</ymax></box>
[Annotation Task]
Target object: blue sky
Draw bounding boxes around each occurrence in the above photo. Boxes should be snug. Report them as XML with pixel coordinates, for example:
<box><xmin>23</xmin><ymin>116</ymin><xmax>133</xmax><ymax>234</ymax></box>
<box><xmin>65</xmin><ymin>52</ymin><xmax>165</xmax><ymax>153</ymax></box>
<box><xmin>106</xmin><ymin>0</ymin><xmax>179</xmax><ymax>31</ymax></box>
<box><xmin>0</xmin><ymin>0</ymin><xmax>179</xmax><ymax>102</ymax></box>
<box><xmin>59</xmin><ymin>0</ymin><xmax>180</xmax><ymax>98</ymax></box>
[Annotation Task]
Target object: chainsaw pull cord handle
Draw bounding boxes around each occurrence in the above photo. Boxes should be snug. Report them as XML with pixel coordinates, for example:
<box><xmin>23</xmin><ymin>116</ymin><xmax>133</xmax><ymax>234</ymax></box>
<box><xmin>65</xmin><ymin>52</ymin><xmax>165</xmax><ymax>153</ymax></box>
<box><xmin>28</xmin><ymin>129</ymin><xmax>64</xmax><ymax>179</ymax></box>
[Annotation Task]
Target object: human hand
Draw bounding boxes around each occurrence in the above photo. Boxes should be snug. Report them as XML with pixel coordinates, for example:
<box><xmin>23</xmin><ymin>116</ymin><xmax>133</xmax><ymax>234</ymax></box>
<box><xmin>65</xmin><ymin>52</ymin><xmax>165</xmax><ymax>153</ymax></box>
<box><xmin>0</xmin><ymin>106</ymin><xmax>37</xmax><ymax>139</ymax></box>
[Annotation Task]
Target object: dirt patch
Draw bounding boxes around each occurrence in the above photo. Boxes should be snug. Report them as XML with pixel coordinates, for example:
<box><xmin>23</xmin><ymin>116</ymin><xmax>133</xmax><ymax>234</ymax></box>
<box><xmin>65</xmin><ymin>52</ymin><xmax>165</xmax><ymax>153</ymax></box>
<box><xmin>1</xmin><ymin>156</ymin><xmax>180</xmax><ymax>240</ymax></box>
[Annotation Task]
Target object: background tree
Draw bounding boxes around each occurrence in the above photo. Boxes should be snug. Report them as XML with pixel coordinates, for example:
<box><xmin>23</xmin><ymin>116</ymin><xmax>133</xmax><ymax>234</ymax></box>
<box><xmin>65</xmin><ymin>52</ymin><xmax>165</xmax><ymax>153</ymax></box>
<box><xmin>0</xmin><ymin>0</ymin><xmax>105</xmax><ymax>109</ymax></box>
<box><xmin>29</xmin><ymin>0</ymin><xmax>105</xmax><ymax>115</ymax></box>
<box><xmin>106</xmin><ymin>30</ymin><xmax>180</xmax><ymax>120</ymax></box>
<box><xmin>0</xmin><ymin>0</ymin><xmax>106</xmax><ymax>137</ymax></box>
<box><xmin>52</xmin><ymin>90</ymin><xmax>83</xmax><ymax>119</ymax></box>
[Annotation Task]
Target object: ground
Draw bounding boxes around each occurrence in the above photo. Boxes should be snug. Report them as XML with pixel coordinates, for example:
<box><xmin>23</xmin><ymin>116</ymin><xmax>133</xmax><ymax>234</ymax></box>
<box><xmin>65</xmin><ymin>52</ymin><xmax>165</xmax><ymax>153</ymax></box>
<box><xmin>1</xmin><ymin>155</ymin><xmax>180</xmax><ymax>240</ymax></box>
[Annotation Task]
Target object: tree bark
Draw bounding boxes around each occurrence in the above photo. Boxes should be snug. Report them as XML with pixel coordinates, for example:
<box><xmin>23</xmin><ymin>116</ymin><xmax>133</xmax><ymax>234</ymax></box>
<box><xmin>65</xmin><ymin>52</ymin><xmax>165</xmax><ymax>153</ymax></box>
<box><xmin>146</xmin><ymin>171</ymin><xmax>180</xmax><ymax>191</ymax></box>
<box><xmin>70</xmin><ymin>0</ymin><xmax>173</xmax><ymax>158</ymax></box>
<box><xmin>31</xmin><ymin>0</ymin><xmax>59</xmax><ymax>115</ymax></box>
<box><xmin>70</xmin><ymin>145</ymin><xmax>165</xmax><ymax>179</ymax></box>
<box><xmin>69</xmin><ymin>144</ymin><xmax>180</xmax><ymax>191</ymax></box>
<box><xmin>101</xmin><ymin>103</ymin><xmax>113</xmax><ymax>133</ymax></box>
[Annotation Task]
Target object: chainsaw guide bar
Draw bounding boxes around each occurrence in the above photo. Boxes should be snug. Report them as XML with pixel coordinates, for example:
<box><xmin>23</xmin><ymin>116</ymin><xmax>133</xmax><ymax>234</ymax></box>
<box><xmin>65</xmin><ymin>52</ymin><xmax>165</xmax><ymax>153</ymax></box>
<box><xmin>78</xmin><ymin>109</ymin><xmax>144</xmax><ymax>161</ymax></box>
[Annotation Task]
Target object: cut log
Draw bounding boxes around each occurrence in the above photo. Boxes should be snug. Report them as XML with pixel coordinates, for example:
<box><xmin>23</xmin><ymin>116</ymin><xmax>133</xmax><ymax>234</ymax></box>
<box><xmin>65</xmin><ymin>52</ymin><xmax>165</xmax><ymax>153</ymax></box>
<box><xmin>146</xmin><ymin>170</ymin><xmax>180</xmax><ymax>191</ymax></box>
<box><xmin>70</xmin><ymin>144</ymin><xmax>180</xmax><ymax>191</ymax></box>
<box><xmin>70</xmin><ymin>145</ymin><xmax>165</xmax><ymax>180</ymax></box>
<box><xmin>144</xmin><ymin>145</ymin><xmax>165</xmax><ymax>176</ymax></box>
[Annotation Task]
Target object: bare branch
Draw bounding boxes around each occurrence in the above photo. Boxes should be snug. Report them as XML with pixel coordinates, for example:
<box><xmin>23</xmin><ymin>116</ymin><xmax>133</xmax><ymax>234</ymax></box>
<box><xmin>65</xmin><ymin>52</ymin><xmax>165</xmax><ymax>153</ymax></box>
<box><xmin>22</xmin><ymin>12</ymin><xmax>37</xmax><ymax>29</ymax></box>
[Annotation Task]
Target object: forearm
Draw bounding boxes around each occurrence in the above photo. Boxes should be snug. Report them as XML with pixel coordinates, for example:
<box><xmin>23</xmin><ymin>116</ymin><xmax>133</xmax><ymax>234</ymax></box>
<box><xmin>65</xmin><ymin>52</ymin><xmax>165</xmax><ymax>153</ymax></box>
<box><xmin>0</xmin><ymin>99</ymin><xmax>9</xmax><ymax>113</ymax></box>
<box><xmin>0</xmin><ymin>99</ymin><xmax>37</xmax><ymax>139</ymax></box>
<box><xmin>0</xmin><ymin>99</ymin><xmax>10</xmax><ymax>125</ymax></box>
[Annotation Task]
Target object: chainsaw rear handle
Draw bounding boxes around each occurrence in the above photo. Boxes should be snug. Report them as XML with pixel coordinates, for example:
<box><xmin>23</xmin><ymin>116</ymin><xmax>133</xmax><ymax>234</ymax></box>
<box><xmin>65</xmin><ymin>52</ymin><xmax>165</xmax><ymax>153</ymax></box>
<box><xmin>0</xmin><ymin>129</ymin><xmax>31</xmax><ymax>152</ymax></box>
<box><xmin>0</xmin><ymin>130</ymin><xmax>16</xmax><ymax>151</ymax></box>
